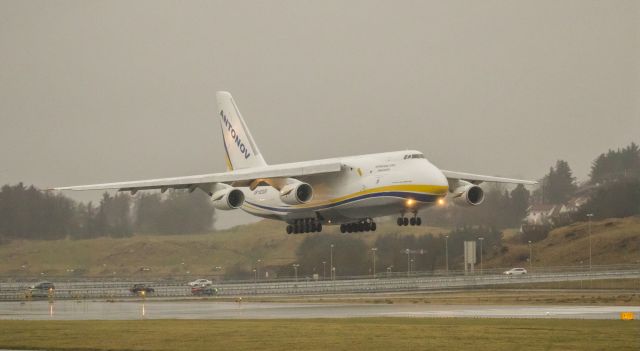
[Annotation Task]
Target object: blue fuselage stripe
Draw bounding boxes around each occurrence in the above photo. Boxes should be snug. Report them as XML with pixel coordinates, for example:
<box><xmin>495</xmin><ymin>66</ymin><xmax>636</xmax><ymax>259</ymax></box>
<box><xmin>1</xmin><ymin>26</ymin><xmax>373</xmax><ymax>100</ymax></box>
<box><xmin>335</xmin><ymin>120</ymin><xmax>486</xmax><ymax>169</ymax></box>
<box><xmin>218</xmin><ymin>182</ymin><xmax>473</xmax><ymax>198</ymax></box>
<box><xmin>245</xmin><ymin>191</ymin><xmax>438</xmax><ymax>213</ymax></box>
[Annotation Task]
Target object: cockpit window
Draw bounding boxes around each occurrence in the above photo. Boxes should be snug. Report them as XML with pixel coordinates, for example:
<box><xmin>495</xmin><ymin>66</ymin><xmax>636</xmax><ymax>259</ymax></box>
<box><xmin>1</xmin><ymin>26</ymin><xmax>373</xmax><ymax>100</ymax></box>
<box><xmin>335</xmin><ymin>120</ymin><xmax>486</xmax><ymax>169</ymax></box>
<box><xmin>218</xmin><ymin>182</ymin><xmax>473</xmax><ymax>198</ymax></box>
<box><xmin>404</xmin><ymin>154</ymin><xmax>424</xmax><ymax>159</ymax></box>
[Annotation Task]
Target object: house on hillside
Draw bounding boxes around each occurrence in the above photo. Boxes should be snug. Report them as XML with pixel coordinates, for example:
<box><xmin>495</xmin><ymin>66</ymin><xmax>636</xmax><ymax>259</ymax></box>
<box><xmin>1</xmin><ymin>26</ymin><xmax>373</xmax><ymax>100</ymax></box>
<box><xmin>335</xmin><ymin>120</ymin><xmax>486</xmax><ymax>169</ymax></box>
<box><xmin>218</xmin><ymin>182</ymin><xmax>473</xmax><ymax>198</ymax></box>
<box><xmin>522</xmin><ymin>197</ymin><xmax>588</xmax><ymax>227</ymax></box>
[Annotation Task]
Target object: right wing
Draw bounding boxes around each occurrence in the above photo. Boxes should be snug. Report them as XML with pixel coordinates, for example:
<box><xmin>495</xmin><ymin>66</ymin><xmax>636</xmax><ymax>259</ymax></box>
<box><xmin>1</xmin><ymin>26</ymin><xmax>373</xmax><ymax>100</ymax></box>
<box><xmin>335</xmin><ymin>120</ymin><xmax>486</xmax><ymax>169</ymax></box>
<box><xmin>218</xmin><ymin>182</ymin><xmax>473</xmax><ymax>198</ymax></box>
<box><xmin>53</xmin><ymin>160</ymin><xmax>343</xmax><ymax>195</ymax></box>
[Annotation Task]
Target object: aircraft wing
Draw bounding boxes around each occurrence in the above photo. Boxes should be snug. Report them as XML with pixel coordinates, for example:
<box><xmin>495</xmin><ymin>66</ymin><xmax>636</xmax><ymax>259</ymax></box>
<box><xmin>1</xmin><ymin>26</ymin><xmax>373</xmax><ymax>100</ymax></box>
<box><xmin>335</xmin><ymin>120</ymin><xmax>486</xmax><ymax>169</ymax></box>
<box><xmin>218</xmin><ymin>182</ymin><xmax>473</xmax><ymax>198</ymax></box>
<box><xmin>53</xmin><ymin>160</ymin><xmax>343</xmax><ymax>194</ymax></box>
<box><xmin>441</xmin><ymin>170</ymin><xmax>537</xmax><ymax>185</ymax></box>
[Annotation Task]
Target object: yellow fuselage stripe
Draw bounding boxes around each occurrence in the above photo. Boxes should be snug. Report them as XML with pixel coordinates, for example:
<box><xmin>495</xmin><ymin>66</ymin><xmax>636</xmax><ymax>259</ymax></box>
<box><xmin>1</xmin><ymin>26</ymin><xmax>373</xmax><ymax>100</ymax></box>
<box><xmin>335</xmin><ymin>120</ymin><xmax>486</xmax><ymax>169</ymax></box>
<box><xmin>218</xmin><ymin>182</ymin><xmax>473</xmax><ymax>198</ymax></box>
<box><xmin>290</xmin><ymin>184</ymin><xmax>448</xmax><ymax>209</ymax></box>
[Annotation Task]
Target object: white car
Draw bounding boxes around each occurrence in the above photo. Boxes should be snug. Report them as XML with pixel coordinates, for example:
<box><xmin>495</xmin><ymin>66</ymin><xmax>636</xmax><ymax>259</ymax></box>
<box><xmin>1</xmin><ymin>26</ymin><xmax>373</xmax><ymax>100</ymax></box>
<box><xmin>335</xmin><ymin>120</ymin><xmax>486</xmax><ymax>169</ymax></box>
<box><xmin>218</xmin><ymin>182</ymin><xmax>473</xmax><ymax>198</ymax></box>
<box><xmin>503</xmin><ymin>268</ymin><xmax>527</xmax><ymax>275</ymax></box>
<box><xmin>188</xmin><ymin>278</ymin><xmax>212</xmax><ymax>287</ymax></box>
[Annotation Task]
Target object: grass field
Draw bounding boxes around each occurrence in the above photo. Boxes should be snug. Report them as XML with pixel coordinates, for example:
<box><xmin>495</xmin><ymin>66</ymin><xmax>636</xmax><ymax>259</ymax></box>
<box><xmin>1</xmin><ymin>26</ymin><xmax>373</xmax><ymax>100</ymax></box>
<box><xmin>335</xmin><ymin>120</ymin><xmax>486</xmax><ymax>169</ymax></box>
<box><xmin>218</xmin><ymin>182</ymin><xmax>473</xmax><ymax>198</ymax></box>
<box><xmin>0</xmin><ymin>219</ymin><xmax>447</xmax><ymax>277</ymax></box>
<box><xmin>0</xmin><ymin>215</ymin><xmax>638</xmax><ymax>278</ymax></box>
<box><xmin>0</xmin><ymin>318</ymin><xmax>637</xmax><ymax>351</ymax></box>
<box><xmin>222</xmin><ymin>289</ymin><xmax>640</xmax><ymax>306</ymax></box>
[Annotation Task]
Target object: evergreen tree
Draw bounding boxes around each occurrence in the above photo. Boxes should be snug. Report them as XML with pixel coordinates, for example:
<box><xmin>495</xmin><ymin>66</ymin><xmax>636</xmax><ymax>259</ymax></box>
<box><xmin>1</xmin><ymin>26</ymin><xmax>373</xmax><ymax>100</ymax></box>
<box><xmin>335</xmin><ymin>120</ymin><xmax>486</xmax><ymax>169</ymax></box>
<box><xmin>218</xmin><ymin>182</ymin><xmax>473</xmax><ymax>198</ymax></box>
<box><xmin>509</xmin><ymin>184</ymin><xmax>530</xmax><ymax>226</ymax></box>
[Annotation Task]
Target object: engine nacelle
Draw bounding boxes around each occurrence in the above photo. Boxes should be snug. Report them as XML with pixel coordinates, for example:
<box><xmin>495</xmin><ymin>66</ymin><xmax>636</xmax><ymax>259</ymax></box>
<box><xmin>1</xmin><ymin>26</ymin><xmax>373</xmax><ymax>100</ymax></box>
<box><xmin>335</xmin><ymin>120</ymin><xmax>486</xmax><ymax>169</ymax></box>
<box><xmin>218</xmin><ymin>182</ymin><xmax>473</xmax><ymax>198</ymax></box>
<box><xmin>452</xmin><ymin>183</ymin><xmax>485</xmax><ymax>207</ymax></box>
<box><xmin>279</xmin><ymin>181</ymin><xmax>313</xmax><ymax>205</ymax></box>
<box><xmin>211</xmin><ymin>188</ymin><xmax>245</xmax><ymax>210</ymax></box>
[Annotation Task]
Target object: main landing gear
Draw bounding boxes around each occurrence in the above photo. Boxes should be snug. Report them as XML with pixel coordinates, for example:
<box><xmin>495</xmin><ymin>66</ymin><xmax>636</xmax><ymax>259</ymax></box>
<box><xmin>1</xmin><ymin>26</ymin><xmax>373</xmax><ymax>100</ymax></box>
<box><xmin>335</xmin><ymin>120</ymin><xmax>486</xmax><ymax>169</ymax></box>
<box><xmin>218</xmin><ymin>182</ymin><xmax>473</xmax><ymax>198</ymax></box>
<box><xmin>397</xmin><ymin>214</ymin><xmax>421</xmax><ymax>226</ymax></box>
<box><xmin>286</xmin><ymin>218</ymin><xmax>323</xmax><ymax>234</ymax></box>
<box><xmin>340</xmin><ymin>219</ymin><xmax>377</xmax><ymax>233</ymax></box>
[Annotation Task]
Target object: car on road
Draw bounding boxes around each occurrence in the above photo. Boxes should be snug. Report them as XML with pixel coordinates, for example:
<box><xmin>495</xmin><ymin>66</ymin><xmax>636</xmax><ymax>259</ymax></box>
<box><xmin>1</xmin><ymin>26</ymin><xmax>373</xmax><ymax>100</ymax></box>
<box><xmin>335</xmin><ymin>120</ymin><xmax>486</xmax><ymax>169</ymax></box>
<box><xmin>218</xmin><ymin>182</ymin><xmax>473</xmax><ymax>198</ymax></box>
<box><xmin>27</xmin><ymin>281</ymin><xmax>55</xmax><ymax>298</ymax></box>
<box><xmin>188</xmin><ymin>278</ymin><xmax>212</xmax><ymax>287</ymax></box>
<box><xmin>130</xmin><ymin>283</ymin><xmax>154</xmax><ymax>295</ymax></box>
<box><xmin>503</xmin><ymin>268</ymin><xmax>527</xmax><ymax>275</ymax></box>
<box><xmin>191</xmin><ymin>286</ymin><xmax>219</xmax><ymax>296</ymax></box>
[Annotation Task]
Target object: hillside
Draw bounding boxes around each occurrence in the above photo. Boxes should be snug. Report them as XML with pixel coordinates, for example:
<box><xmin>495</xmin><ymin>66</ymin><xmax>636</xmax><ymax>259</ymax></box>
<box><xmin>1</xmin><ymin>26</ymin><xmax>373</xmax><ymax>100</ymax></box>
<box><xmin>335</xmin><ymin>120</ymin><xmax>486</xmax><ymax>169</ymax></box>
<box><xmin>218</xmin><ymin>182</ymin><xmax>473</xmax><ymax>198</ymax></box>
<box><xmin>485</xmin><ymin>216</ymin><xmax>640</xmax><ymax>268</ymax></box>
<box><xmin>1</xmin><ymin>216</ymin><xmax>638</xmax><ymax>278</ymax></box>
<box><xmin>0</xmin><ymin>218</ymin><xmax>447</xmax><ymax>278</ymax></box>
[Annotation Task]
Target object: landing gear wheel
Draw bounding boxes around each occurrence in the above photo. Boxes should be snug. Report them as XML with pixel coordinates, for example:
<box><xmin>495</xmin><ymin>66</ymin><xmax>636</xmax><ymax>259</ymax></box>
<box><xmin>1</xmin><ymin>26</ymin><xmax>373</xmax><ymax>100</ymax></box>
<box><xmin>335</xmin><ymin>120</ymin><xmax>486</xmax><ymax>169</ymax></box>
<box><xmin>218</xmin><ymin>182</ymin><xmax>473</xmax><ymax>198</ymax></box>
<box><xmin>364</xmin><ymin>222</ymin><xmax>371</xmax><ymax>232</ymax></box>
<box><xmin>286</xmin><ymin>225</ymin><xmax>293</xmax><ymax>234</ymax></box>
<box><xmin>340</xmin><ymin>224</ymin><xmax>346</xmax><ymax>233</ymax></box>
<box><xmin>403</xmin><ymin>217</ymin><xmax>409</xmax><ymax>226</ymax></box>
<box><xmin>416</xmin><ymin>217</ymin><xmax>422</xmax><ymax>226</ymax></box>
<box><xmin>317</xmin><ymin>223</ymin><xmax>322</xmax><ymax>233</ymax></box>
<box><xmin>397</xmin><ymin>218</ymin><xmax>403</xmax><ymax>226</ymax></box>
<box><xmin>410</xmin><ymin>217</ymin><xmax>416</xmax><ymax>226</ymax></box>
<box><xmin>371</xmin><ymin>222</ymin><xmax>377</xmax><ymax>231</ymax></box>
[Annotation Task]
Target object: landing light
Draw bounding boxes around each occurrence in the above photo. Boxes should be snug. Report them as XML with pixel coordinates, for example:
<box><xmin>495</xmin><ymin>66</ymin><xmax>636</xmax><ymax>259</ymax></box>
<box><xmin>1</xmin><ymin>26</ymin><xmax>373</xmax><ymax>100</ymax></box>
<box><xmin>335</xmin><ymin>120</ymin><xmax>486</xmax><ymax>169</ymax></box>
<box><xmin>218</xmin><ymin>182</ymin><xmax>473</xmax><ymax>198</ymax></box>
<box><xmin>406</xmin><ymin>199</ymin><xmax>415</xmax><ymax>207</ymax></box>
<box><xmin>438</xmin><ymin>198</ymin><xmax>445</xmax><ymax>206</ymax></box>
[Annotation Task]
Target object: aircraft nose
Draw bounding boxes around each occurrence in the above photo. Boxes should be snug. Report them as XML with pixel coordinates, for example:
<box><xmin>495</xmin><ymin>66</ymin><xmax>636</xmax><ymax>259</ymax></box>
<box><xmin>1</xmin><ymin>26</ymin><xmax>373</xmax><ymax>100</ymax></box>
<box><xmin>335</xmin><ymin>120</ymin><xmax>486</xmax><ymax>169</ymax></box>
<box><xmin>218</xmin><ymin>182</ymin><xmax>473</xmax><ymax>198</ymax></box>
<box><xmin>428</xmin><ymin>163</ymin><xmax>449</xmax><ymax>193</ymax></box>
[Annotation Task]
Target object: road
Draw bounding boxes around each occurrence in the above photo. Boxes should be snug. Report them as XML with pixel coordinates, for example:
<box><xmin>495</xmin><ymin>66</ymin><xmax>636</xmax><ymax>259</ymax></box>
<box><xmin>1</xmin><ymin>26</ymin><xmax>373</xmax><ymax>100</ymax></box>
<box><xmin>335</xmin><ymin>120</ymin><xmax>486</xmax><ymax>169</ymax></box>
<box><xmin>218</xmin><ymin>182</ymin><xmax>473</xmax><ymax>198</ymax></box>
<box><xmin>0</xmin><ymin>300</ymin><xmax>637</xmax><ymax>320</ymax></box>
<box><xmin>2</xmin><ymin>268</ymin><xmax>638</xmax><ymax>300</ymax></box>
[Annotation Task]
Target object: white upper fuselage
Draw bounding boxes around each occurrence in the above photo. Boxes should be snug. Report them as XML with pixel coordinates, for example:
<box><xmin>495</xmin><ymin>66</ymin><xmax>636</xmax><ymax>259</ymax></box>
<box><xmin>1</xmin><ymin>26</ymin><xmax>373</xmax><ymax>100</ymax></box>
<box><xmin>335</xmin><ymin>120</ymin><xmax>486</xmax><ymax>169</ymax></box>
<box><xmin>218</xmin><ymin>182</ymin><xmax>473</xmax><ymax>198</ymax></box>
<box><xmin>240</xmin><ymin>150</ymin><xmax>449</xmax><ymax>224</ymax></box>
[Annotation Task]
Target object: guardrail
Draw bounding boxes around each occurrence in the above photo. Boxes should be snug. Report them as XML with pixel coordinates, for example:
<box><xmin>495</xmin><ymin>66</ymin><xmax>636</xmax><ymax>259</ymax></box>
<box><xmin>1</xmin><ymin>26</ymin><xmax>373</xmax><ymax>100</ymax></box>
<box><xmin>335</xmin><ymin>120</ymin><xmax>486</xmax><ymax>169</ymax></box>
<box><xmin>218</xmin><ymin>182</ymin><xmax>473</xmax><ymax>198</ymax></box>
<box><xmin>1</xmin><ymin>269</ymin><xmax>638</xmax><ymax>301</ymax></box>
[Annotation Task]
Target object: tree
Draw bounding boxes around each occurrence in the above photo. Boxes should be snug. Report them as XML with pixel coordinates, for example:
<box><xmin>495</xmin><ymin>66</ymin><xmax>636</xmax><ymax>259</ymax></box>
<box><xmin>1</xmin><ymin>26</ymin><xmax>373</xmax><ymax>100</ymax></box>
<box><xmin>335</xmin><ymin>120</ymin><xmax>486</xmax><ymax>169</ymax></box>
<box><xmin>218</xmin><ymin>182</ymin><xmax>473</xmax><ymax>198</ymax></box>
<box><xmin>541</xmin><ymin>160</ymin><xmax>576</xmax><ymax>204</ymax></box>
<box><xmin>579</xmin><ymin>178</ymin><xmax>640</xmax><ymax>219</ymax></box>
<box><xmin>133</xmin><ymin>190</ymin><xmax>215</xmax><ymax>234</ymax></box>
<box><xmin>94</xmin><ymin>192</ymin><xmax>133</xmax><ymax>237</ymax></box>
<box><xmin>590</xmin><ymin>142</ymin><xmax>640</xmax><ymax>184</ymax></box>
<box><xmin>509</xmin><ymin>184</ymin><xmax>530</xmax><ymax>226</ymax></box>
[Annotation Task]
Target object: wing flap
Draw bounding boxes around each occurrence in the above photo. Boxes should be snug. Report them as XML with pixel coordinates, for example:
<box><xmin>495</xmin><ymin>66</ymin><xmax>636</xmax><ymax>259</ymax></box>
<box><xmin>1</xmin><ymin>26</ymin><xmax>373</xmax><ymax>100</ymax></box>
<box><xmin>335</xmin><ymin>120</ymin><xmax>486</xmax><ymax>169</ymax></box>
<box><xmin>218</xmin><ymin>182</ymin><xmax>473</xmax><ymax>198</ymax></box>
<box><xmin>442</xmin><ymin>170</ymin><xmax>537</xmax><ymax>185</ymax></box>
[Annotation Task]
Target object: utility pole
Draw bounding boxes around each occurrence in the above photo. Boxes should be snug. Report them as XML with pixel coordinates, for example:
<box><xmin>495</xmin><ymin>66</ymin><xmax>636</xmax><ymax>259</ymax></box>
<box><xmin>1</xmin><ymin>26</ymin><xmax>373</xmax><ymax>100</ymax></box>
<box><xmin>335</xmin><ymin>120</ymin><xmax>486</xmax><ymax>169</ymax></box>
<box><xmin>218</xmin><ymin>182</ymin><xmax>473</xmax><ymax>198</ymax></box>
<box><xmin>528</xmin><ymin>240</ymin><xmax>532</xmax><ymax>271</ymax></box>
<box><xmin>322</xmin><ymin>261</ymin><xmax>326</xmax><ymax>280</ymax></box>
<box><xmin>587</xmin><ymin>213</ymin><xmax>594</xmax><ymax>271</ymax></box>
<box><xmin>405</xmin><ymin>249</ymin><xmax>411</xmax><ymax>277</ymax></box>
<box><xmin>330</xmin><ymin>244</ymin><xmax>334</xmax><ymax>281</ymax></box>
<box><xmin>478</xmin><ymin>237</ymin><xmax>484</xmax><ymax>275</ymax></box>
<box><xmin>445</xmin><ymin>235</ymin><xmax>449</xmax><ymax>275</ymax></box>
<box><xmin>371</xmin><ymin>248</ymin><xmax>378</xmax><ymax>278</ymax></box>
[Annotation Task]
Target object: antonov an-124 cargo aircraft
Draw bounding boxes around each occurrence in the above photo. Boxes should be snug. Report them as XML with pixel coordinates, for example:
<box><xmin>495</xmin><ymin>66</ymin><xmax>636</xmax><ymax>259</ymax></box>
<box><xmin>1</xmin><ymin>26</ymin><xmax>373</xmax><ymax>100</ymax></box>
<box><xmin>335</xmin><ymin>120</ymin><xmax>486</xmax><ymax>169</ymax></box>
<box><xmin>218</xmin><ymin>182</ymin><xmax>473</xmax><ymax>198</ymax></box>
<box><xmin>56</xmin><ymin>92</ymin><xmax>536</xmax><ymax>234</ymax></box>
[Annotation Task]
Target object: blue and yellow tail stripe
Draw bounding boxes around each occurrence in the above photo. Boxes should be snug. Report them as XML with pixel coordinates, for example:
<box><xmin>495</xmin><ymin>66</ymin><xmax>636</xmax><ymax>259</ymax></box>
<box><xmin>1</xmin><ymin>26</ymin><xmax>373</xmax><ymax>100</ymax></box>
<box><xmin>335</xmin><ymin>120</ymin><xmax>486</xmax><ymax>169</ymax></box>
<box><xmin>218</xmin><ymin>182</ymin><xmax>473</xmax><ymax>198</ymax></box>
<box><xmin>221</xmin><ymin>130</ymin><xmax>234</xmax><ymax>171</ymax></box>
<box><xmin>245</xmin><ymin>184</ymin><xmax>448</xmax><ymax>213</ymax></box>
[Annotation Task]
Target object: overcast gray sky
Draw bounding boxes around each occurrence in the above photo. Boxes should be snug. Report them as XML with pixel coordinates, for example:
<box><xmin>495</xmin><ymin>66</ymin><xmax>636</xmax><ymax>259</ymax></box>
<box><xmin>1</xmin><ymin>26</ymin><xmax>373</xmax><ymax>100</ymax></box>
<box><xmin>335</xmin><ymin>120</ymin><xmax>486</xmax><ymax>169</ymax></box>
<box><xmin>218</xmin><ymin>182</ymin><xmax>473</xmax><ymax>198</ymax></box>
<box><xmin>1</xmin><ymin>1</ymin><xmax>638</xmax><ymax>227</ymax></box>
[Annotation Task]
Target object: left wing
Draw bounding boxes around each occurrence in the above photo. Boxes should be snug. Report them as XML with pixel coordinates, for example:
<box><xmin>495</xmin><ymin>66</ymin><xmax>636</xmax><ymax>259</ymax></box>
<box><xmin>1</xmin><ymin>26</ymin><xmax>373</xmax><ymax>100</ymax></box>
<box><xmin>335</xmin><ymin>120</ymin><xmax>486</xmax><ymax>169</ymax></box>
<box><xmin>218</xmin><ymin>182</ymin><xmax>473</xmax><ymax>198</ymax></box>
<box><xmin>441</xmin><ymin>170</ymin><xmax>537</xmax><ymax>185</ymax></box>
<box><xmin>53</xmin><ymin>159</ymin><xmax>343</xmax><ymax>194</ymax></box>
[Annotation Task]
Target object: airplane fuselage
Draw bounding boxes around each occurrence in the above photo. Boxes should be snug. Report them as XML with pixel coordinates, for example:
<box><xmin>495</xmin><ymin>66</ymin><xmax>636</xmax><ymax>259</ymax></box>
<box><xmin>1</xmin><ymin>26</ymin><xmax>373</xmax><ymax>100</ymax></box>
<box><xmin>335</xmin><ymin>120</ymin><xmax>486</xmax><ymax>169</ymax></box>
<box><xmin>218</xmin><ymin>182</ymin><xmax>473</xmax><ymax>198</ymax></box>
<box><xmin>240</xmin><ymin>150</ymin><xmax>449</xmax><ymax>224</ymax></box>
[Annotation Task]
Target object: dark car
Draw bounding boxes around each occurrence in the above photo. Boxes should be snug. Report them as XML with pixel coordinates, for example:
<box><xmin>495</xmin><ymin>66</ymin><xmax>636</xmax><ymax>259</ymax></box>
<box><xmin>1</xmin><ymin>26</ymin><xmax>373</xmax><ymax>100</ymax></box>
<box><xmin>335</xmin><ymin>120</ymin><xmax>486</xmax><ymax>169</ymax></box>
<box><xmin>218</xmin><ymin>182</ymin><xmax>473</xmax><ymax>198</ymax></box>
<box><xmin>130</xmin><ymin>283</ymin><xmax>154</xmax><ymax>295</ymax></box>
<box><xmin>191</xmin><ymin>286</ymin><xmax>218</xmax><ymax>296</ymax></box>
<box><xmin>27</xmin><ymin>281</ymin><xmax>55</xmax><ymax>298</ymax></box>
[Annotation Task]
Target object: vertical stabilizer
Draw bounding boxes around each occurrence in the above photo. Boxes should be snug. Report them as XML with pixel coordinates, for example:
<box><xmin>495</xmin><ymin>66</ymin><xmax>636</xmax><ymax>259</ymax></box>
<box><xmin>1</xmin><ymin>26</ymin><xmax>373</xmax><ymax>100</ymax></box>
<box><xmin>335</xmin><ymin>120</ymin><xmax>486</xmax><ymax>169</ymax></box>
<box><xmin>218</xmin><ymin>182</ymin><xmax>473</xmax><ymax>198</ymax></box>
<box><xmin>216</xmin><ymin>92</ymin><xmax>267</xmax><ymax>170</ymax></box>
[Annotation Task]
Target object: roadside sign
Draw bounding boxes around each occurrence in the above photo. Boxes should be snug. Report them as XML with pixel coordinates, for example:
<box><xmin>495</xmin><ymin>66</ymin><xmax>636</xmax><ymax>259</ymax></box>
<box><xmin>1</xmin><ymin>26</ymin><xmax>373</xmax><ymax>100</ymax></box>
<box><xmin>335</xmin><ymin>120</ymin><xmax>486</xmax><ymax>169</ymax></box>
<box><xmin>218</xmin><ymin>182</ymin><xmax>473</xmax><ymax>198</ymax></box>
<box><xmin>620</xmin><ymin>312</ymin><xmax>634</xmax><ymax>320</ymax></box>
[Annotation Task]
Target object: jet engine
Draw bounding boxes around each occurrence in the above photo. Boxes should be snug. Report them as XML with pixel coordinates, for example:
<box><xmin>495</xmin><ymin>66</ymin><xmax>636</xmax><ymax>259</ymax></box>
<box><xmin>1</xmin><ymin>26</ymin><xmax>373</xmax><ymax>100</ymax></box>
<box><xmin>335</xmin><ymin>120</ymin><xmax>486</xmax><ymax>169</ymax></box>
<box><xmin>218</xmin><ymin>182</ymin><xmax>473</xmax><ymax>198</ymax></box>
<box><xmin>452</xmin><ymin>182</ymin><xmax>485</xmax><ymax>207</ymax></box>
<box><xmin>211</xmin><ymin>188</ymin><xmax>245</xmax><ymax>210</ymax></box>
<box><xmin>279</xmin><ymin>181</ymin><xmax>314</xmax><ymax>205</ymax></box>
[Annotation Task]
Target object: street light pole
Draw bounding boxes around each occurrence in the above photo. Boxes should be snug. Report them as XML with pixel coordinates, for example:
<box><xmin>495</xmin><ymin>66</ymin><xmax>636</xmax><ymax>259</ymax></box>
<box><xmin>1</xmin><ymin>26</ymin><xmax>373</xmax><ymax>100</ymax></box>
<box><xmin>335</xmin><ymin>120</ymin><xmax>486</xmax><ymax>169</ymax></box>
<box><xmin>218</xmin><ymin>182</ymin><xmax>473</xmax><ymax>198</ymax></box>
<box><xmin>371</xmin><ymin>248</ymin><xmax>378</xmax><ymax>278</ymax></box>
<box><xmin>478</xmin><ymin>237</ymin><xmax>484</xmax><ymax>275</ymax></box>
<box><xmin>257</xmin><ymin>259</ymin><xmax>261</xmax><ymax>281</ymax></box>
<box><xmin>587</xmin><ymin>213</ymin><xmax>594</xmax><ymax>272</ymax></box>
<box><xmin>330</xmin><ymin>244</ymin><xmax>334</xmax><ymax>281</ymax></box>
<box><xmin>406</xmin><ymin>249</ymin><xmax>411</xmax><ymax>277</ymax></box>
<box><xmin>322</xmin><ymin>261</ymin><xmax>326</xmax><ymax>280</ymax></box>
<box><xmin>292</xmin><ymin>264</ymin><xmax>299</xmax><ymax>282</ymax></box>
<box><xmin>253</xmin><ymin>268</ymin><xmax>257</xmax><ymax>294</ymax></box>
<box><xmin>528</xmin><ymin>240</ymin><xmax>532</xmax><ymax>271</ymax></box>
<box><xmin>445</xmin><ymin>235</ymin><xmax>449</xmax><ymax>275</ymax></box>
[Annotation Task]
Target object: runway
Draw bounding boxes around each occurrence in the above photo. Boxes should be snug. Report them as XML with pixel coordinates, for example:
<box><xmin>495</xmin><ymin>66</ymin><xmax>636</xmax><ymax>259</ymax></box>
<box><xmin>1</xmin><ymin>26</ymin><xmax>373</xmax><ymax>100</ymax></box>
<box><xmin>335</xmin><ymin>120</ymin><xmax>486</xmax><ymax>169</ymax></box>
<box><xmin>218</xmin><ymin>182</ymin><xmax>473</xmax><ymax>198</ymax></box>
<box><xmin>0</xmin><ymin>300</ymin><xmax>636</xmax><ymax>320</ymax></box>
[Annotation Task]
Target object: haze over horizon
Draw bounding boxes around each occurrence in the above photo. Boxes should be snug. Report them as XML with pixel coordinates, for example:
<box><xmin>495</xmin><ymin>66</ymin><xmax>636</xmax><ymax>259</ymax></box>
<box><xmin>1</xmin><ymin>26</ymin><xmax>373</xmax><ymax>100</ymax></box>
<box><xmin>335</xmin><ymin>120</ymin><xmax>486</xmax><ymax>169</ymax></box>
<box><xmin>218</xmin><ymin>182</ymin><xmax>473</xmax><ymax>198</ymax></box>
<box><xmin>1</xmin><ymin>1</ymin><xmax>638</xmax><ymax>227</ymax></box>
